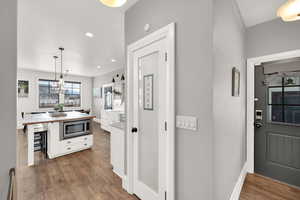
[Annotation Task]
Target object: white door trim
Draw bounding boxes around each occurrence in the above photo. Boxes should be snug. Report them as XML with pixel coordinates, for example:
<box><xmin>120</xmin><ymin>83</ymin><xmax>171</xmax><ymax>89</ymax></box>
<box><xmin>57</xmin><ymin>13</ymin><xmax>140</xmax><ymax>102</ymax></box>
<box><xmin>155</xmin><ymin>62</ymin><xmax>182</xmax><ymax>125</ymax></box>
<box><xmin>246</xmin><ymin>49</ymin><xmax>300</xmax><ymax>173</ymax></box>
<box><xmin>126</xmin><ymin>23</ymin><xmax>175</xmax><ymax>200</ymax></box>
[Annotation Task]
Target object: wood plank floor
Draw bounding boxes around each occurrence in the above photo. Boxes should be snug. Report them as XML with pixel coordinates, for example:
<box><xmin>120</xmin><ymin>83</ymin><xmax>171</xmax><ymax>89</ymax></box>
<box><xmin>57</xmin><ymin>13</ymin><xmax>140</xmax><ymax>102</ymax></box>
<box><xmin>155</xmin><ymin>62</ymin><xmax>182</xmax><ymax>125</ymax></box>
<box><xmin>240</xmin><ymin>173</ymin><xmax>300</xmax><ymax>200</ymax></box>
<box><xmin>16</xmin><ymin>123</ymin><xmax>139</xmax><ymax>200</ymax></box>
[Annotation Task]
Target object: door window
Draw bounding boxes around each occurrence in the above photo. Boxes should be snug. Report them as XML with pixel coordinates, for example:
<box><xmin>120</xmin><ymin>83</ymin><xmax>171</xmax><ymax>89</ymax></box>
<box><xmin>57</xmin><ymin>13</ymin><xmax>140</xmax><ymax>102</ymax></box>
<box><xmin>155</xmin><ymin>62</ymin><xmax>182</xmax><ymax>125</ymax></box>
<box><xmin>268</xmin><ymin>76</ymin><xmax>300</xmax><ymax>124</ymax></box>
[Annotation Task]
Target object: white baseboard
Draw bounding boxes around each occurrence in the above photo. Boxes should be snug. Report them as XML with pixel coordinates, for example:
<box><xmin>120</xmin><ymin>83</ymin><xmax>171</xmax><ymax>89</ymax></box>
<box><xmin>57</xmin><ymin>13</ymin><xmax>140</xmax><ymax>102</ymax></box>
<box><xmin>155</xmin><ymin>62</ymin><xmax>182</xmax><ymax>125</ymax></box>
<box><xmin>229</xmin><ymin>162</ymin><xmax>248</xmax><ymax>200</ymax></box>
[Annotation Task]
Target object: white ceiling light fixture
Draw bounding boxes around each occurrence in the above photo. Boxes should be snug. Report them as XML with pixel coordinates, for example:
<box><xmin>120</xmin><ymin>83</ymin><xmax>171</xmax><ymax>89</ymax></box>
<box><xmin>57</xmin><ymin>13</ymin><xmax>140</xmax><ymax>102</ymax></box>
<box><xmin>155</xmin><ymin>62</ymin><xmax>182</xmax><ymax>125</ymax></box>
<box><xmin>111</xmin><ymin>58</ymin><xmax>116</xmax><ymax>62</ymax></box>
<box><xmin>277</xmin><ymin>0</ymin><xmax>300</xmax><ymax>22</ymax></box>
<box><xmin>99</xmin><ymin>0</ymin><xmax>127</xmax><ymax>7</ymax></box>
<box><xmin>97</xmin><ymin>65</ymin><xmax>102</xmax><ymax>69</ymax></box>
<box><xmin>85</xmin><ymin>32</ymin><xmax>94</xmax><ymax>38</ymax></box>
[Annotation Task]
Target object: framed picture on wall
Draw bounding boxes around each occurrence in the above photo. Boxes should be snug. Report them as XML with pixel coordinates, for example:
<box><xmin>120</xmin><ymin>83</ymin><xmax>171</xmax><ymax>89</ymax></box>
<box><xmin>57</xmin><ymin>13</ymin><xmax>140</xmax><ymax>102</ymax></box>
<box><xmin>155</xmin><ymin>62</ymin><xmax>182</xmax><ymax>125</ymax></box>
<box><xmin>143</xmin><ymin>74</ymin><xmax>154</xmax><ymax>110</ymax></box>
<box><xmin>232</xmin><ymin>67</ymin><xmax>240</xmax><ymax>97</ymax></box>
<box><xmin>18</xmin><ymin>80</ymin><xmax>29</xmax><ymax>97</ymax></box>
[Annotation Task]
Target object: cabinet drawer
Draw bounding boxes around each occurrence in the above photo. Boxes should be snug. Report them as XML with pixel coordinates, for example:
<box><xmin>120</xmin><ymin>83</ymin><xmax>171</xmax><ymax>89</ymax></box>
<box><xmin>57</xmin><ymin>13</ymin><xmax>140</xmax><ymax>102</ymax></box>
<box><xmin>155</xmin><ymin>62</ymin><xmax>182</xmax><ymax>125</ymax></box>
<box><xmin>60</xmin><ymin>137</ymin><xmax>81</xmax><ymax>146</ymax></box>
<box><xmin>59</xmin><ymin>135</ymin><xmax>93</xmax><ymax>154</ymax></box>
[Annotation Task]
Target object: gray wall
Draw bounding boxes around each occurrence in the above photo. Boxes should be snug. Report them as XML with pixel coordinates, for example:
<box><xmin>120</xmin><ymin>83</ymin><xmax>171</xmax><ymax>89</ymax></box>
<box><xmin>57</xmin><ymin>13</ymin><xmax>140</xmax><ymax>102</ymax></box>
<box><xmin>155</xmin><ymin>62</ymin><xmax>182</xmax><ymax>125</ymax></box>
<box><xmin>0</xmin><ymin>0</ymin><xmax>17</xmax><ymax>199</ymax></box>
<box><xmin>213</xmin><ymin>0</ymin><xmax>246</xmax><ymax>199</ymax></box>
<box><xmin>246</xmin><ymin>18</ymin><xmax>300</xmax><ymax>58</ymax></box>
<box><xmin>125</xmin><ymin>0</ymin><xmax>214</xmax><ymax>199</ymax></box>
<box><xmin>92</xmin><ymin>68</ymin><xmax>125</xmax><ymax>119</ymax></box>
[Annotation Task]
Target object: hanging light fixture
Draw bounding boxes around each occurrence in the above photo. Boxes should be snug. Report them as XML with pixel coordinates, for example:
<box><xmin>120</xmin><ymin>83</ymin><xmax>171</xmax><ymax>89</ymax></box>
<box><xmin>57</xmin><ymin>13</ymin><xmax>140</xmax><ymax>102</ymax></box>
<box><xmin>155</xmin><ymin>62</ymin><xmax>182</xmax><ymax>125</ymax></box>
<box><xmin>277</xmin><ymin>0</ymin><xmax>300</xmax><ymax>22</ymax></box>
<box><xmin>58</xmin><ymin>47</ymin><xmax>65</xmax><ymax>94</ymax></box>
<box><xmin>99</xmin><ymin>0</ymin><xmax>127</xmax><ymax>7</ymax></box>
<box><xmin>51</xmin><ymin>56</ymin><xmax>60</xmax><ymax>94</ymax></box>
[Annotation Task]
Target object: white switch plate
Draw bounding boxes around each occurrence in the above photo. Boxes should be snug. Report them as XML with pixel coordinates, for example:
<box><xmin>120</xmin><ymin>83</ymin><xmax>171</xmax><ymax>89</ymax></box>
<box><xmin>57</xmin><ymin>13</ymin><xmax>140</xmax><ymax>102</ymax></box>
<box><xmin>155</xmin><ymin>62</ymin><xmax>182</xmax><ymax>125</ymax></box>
<box><xmin>176</xmin><ymin>115</ymin><xmax>198</xmax><ymax>131</ymax></box>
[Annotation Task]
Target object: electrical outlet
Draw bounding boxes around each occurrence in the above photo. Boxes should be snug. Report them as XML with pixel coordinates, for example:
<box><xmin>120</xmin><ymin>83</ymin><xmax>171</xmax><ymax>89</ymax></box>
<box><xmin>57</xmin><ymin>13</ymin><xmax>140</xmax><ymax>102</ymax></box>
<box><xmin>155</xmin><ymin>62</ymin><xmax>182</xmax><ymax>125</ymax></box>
<box><xmin>176</xmin><ymin>115</ymin><xmax>198</xmax><ymax>131</ymax></box>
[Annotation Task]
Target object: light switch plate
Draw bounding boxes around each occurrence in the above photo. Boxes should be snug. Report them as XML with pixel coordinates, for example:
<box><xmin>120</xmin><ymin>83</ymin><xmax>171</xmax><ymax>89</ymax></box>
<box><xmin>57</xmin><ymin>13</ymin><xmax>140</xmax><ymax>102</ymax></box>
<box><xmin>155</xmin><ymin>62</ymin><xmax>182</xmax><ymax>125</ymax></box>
<box><xmin>176</xmin><ymin>115</ymin><xmax>198</xmax><ymax>131</ymax></box>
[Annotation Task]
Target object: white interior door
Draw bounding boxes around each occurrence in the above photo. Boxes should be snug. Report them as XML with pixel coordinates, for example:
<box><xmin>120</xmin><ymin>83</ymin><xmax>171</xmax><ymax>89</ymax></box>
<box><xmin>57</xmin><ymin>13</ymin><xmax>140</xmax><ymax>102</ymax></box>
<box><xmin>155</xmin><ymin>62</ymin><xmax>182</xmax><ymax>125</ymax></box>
<box><xmin>132</xmin><ymin>38</ymin><xmax>167</xmax><ymax>200</ymax></box>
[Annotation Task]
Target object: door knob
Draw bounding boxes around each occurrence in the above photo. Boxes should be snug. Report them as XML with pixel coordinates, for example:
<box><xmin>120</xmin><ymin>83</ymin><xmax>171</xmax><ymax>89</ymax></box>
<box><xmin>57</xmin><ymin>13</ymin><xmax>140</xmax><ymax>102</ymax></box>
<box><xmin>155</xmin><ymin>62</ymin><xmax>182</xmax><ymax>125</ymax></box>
<box><xmin>131</xmin><ymin>127</ymin><xmax>138</xmax><ymax>133</ymax></box>
<box><xmin>254</xmin><ymin>122</ymin><xmax>263</xmax><ymax>128</ymax></box>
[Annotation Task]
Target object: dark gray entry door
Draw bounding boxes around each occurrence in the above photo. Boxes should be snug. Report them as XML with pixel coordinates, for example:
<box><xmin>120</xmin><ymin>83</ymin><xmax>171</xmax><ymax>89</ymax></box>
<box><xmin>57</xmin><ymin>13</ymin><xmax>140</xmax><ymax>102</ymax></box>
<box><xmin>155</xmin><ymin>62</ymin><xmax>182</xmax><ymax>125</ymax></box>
<box><xmin>255</xmin><ymin>66</ymin><xmax>300</xmax><ymax>187</ymax></box>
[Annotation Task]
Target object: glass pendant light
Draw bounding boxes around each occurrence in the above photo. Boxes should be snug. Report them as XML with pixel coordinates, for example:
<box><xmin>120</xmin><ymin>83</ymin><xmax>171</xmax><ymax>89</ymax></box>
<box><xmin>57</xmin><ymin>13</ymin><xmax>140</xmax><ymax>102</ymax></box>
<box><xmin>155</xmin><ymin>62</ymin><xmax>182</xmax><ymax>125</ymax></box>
<box><xmin>277</xmin><ymin>0</ymin><xmax>300</xmax><ymax>22</ymax></box>
<box><xmin>51</xmin><ymin>56</ymin><xmax>60</xmax><ymax>94</ymax></box>
<box><xmin>99</xmin><ymin>0</ymin><xmax>127</xmax><ymax>7</ymax></box>
<box><xmin>58</xmin><ymin>47</ymin><xmax>65</xmax><ymax>94</ymax></box>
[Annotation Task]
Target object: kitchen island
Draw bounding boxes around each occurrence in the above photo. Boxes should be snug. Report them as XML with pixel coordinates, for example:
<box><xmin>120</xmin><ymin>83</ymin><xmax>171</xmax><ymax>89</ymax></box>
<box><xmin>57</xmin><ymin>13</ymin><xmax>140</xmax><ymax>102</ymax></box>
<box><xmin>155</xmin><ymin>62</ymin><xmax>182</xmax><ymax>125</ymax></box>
<box><xmin>23</xmin><ymin>111</ymin><xmax>96</xmax><ymax>166</ymax></box>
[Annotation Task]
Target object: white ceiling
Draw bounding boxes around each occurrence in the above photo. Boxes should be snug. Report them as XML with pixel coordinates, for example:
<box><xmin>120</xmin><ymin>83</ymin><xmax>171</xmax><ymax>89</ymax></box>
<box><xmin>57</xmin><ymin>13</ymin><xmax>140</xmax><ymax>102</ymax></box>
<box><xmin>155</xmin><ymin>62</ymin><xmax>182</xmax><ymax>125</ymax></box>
<box><xmin>235</xmin><ymin>0</ymin><xmax>286</xmax><ymax>27</ymax></box>
<box><xmin>18</xmin><ymin>0</ymin><xmax>138</xmax><ymax>77</ymax></box>
<box><xmin>18</xmin><ymin>0</ymin><xmax>286</xmax><ymax>76</ymax></box>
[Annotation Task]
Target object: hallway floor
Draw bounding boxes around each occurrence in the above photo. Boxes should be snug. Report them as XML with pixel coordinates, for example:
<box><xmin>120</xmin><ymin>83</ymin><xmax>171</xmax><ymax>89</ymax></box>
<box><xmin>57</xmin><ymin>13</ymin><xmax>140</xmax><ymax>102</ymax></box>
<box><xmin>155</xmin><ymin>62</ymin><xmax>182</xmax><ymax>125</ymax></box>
<box><xmin>16</xmin><ymin>123</ymin><xmax>138</xmax><ymax>200</ymax></box>
<box><xmin>240</xmin><ymin>173</ymin><xmax>300</xmax><ymax>200</ymax></box>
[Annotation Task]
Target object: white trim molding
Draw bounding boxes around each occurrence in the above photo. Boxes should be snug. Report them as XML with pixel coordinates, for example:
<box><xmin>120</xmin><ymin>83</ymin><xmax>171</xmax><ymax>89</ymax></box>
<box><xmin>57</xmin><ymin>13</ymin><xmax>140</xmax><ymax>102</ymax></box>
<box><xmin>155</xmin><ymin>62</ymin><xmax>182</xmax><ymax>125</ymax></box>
<box><xmin>246</xmin><ymin>49</ymin><xmax>300</xmax><ymax>173</ymax></box>
<box><xmin>126</xmin><ymin>23</ymin><xmax>176</xmax><ymax>200</ymax></box>
<box><xmin>229</xmin><ymin>163</ymin><xmax>248</xmax><ymax>200</ymax></box>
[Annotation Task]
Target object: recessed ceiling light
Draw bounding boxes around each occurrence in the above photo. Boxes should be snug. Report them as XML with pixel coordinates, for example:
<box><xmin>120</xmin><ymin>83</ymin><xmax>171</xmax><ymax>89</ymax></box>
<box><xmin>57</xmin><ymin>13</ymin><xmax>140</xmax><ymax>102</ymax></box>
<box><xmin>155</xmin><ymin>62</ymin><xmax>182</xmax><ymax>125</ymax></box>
<box><xmin>111</xmin><ymin>59</ymin><xmax>116</xmax><ymax>62</ymax></box>
<box><xmin>85</xmin><ymin>32</ymin><xmax>94</xmax><ymax>38</ymax></box>
<box><xmin>97</xmin><ymin>65</ymin><xmax>102</xmax><ymax>69</ymax></box>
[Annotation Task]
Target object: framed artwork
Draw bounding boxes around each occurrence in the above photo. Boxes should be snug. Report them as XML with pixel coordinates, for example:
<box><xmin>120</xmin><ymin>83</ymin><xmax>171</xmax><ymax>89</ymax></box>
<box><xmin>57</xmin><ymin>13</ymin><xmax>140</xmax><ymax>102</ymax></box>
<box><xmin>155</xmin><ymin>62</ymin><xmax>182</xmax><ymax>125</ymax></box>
<box><xmin>18</xmin><ymin>80</ymin><xmax>29</xmax><ymax>97</ymax></box>
<box><xmin>232</xmin><ymin>67</ymin><xmax>240</xmax><ymax>97</ymax></box>
<box><xmin>143</xmin><ymin>74</ymin><xmax>154</xmax><ymax>110</ymax></box>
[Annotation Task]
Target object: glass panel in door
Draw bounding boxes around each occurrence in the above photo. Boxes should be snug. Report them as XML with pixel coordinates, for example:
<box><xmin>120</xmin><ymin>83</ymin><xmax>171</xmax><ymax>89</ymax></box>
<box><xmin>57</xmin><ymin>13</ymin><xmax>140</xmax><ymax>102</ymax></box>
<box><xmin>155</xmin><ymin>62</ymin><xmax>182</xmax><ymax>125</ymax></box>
<box><xmin>138</xmin><ymin>52</ymin><xmax>159</xmax><ymax>193</ymax></box>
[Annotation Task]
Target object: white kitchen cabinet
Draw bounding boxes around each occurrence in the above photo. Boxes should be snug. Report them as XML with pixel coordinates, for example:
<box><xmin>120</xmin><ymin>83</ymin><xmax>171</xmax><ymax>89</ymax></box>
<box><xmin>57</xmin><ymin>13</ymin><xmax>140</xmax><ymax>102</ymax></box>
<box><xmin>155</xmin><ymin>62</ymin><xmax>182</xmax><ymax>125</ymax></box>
<box><xmin>100</xmin><ymin>110</ymin><xmax>122</xmax><ymax>132</ymax></box>
<box><xmin>48</xmin><ymin>122</ymin><xmax>93</xmax><ymax>159</ymax></box>
<box><xmin>110</xmin><ymin>125</ymin><xmax>125</xmax><ymax>178</ymax></box>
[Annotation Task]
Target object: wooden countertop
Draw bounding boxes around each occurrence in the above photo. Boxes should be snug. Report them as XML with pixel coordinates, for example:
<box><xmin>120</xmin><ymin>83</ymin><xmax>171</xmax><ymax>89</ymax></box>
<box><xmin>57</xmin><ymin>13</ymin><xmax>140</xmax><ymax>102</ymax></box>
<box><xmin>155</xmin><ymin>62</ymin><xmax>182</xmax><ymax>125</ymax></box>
<box><xmin>23</xmin><ymin>112</ymin><xmax>96</xmax><ymax>125</ymax></box>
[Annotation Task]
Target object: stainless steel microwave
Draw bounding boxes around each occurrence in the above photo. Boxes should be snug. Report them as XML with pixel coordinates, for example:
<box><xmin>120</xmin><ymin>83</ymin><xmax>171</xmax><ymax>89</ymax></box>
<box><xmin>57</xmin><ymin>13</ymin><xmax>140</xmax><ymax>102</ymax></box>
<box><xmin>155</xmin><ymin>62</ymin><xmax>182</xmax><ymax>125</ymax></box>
<box><xmin>60</xmin><ymin>120</ymin><xmax>91</xmax><ymax>139</ymax></box>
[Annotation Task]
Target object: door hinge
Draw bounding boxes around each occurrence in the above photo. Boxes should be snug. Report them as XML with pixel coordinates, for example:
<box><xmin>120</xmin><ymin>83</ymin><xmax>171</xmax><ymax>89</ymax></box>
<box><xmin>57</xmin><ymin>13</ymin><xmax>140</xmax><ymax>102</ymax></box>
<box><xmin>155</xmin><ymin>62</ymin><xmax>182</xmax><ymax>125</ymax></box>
<box><xmin>165</xmin><ymin>191</ymin><xmax>167</xmax><ymax>200</ymax></box>
<box><xmin>165</xmin><ymin>52</ymin><xmax>168</xmax><ymax>62</ymax></box>
<box><xmin>164</xmin><ymin>121</ymin><xmax>167</xmax><ymax>131</ymax></box>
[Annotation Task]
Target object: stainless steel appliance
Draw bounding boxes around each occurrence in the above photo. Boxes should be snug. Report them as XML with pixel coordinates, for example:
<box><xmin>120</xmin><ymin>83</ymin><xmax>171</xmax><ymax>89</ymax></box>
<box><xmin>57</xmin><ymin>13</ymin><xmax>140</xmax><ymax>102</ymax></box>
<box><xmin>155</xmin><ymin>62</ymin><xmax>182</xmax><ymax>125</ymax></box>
<box><xmin>60</xmin><ymin>119</ymin><xmax>91</xmax><ymax>139</ymax></box>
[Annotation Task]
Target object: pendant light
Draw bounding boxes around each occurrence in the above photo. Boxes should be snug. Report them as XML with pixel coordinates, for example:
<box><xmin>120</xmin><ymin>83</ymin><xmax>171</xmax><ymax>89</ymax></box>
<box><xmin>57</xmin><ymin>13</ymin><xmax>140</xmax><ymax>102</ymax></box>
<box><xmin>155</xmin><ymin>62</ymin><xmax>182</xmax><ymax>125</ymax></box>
<box><xmin>99</xmin><ymin>0</ymin><xmax>127</xmax><ymax>7</ymax></box>
<box><xmin>58</xmin><ymin>47</ymin><xmax>65</xmax><ymax>94</ymax></box>
<box><xmin>277</xmin><ymin>0</ymin><xmax>300</xmax><ymax>22</ymax></box>
<box><xmin>51</xmin><ymin>56</ymin><xmax>60</xmax><ymax>94</ymax></box>
<box><xmin>53</xmin><ymin>56</ymin><xmax>58</xmax><ymax>81</ymax></box>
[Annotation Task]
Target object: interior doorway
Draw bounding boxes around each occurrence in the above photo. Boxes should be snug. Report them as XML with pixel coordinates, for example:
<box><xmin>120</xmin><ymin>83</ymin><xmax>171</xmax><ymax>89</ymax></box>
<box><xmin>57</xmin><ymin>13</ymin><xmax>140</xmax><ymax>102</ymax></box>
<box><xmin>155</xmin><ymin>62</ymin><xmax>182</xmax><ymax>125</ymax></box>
<box><xmin>254</xmin><ymin>61</ymin><xmax>300</xmax><ymax>187</ymax></box>
<box><xmin>126</xmin><ymin>23</ymin><xmax>175</xmax><ymax>200</ymax></box>
<box><xmin>247</xmin><ymin>50</ymin><xmax>300</xmax><ymax>188</ymax></box>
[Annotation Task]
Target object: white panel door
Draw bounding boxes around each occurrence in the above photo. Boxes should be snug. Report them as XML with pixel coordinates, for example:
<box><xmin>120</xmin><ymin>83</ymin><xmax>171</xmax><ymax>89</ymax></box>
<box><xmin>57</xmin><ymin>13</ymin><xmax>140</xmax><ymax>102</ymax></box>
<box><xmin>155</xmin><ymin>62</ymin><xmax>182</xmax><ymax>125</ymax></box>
<box><xmin>132</xmin><ymin>38</ymin><xmax>167</xmax><ymax>200</ymax></box>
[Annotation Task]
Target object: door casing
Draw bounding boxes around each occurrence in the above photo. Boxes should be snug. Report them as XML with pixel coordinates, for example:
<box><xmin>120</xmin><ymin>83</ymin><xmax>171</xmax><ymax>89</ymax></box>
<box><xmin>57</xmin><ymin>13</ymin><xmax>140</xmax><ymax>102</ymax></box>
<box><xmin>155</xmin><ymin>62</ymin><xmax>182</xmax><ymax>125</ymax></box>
<box><xmin>246</xmin><ymin>49</ymin><xmax>300</xmax><ymax>174</ymax></box>
<box><xmin>126</xmin><ymin>23</ymin><xmax>175</xmax><ymax>200</ymax></box>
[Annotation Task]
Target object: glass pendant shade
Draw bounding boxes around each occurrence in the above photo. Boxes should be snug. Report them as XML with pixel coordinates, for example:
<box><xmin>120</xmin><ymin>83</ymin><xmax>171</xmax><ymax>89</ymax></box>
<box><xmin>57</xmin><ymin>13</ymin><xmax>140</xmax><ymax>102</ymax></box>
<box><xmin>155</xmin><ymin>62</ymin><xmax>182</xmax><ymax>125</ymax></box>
<box><xmin>99</xmin><ymin>0</ymin><xmax>127</xmax><ymax>7</ymax></box>
<box><xmin>277</xmin><ymin>0</ymin><xmax>300</xmax><ymax>22</ymax></box>
<box><xmin>51</xmin><ymin>56</ymin><xmax>60</xmax><ymax>94</ymax></box>
<box><xmin>58</xmin><ymin>47</ymin><xmax>65</xmax><ymax>94</ymax></box>
<box><xmin>59</xmin><ymin>76</ymin><xmax>64</xmax><ymax>94</ymax></box>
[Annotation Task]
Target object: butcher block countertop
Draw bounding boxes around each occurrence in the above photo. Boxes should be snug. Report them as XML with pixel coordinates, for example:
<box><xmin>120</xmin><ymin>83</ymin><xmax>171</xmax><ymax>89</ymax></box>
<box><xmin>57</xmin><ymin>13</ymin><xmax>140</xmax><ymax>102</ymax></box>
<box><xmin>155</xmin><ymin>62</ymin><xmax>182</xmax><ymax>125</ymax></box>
<box><xmin>23</xmin><ymin>111</ymin><xmax>96</xmax><ymax>125</ymax></box>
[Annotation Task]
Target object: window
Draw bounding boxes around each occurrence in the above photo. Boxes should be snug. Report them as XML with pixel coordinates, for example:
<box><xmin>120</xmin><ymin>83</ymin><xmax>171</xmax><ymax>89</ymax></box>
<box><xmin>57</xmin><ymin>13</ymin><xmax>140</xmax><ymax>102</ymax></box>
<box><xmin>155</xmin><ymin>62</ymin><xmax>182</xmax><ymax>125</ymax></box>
<box><xmin>39</xmin><ymin>79</ymin><xmax>59</xmax><ymax>108</ymax></box>
<box><xmin>268</xmin><ymin>76</ymin><xmax>300</xmax><ymax>125</ymax></box>
<box><xmin>64</xmin><ymin>81</ymin><xmax>81</xmax><ymax>107</ymax></box>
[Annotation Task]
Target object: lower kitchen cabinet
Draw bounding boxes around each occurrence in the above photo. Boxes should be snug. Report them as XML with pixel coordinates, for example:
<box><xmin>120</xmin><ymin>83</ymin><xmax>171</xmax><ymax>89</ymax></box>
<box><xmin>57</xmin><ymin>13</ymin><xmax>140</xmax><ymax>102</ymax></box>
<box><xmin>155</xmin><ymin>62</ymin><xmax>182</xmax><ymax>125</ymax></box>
<box><xmin>110</xmin><ymin>126</ymin><xmax>125</xmax><ymax>178</ymax></box>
